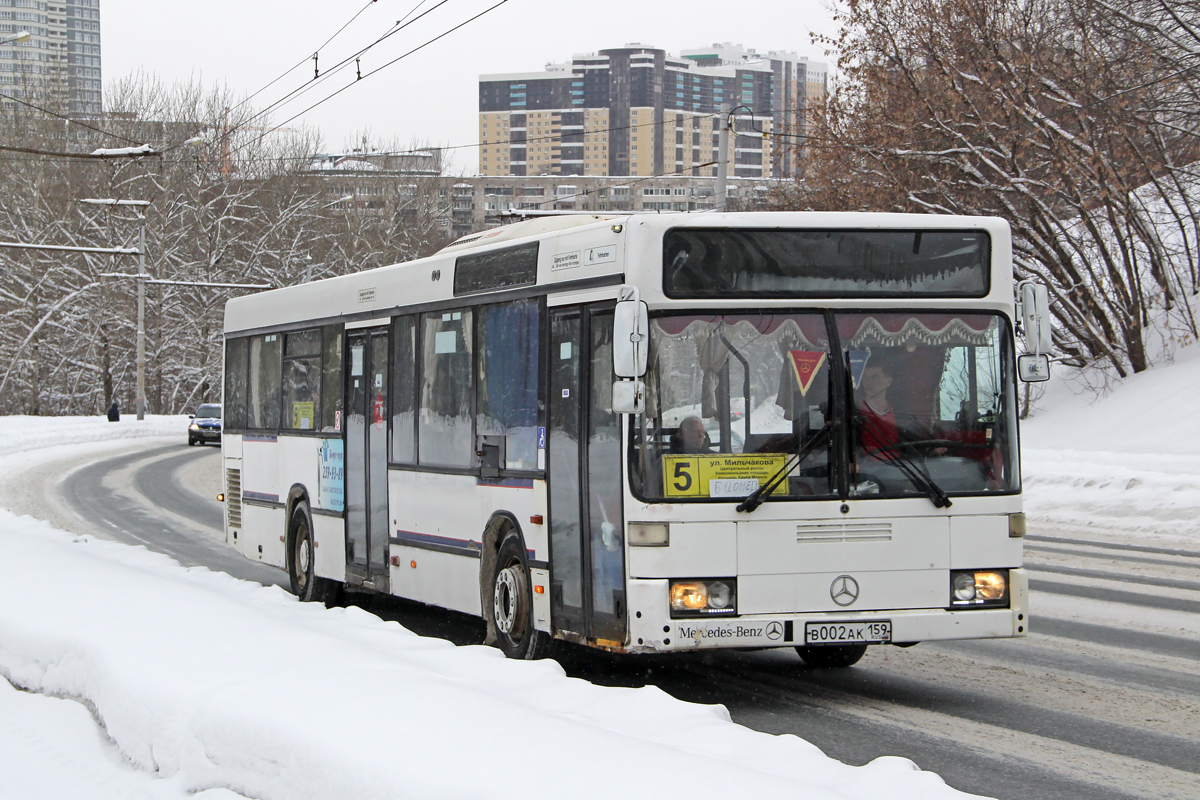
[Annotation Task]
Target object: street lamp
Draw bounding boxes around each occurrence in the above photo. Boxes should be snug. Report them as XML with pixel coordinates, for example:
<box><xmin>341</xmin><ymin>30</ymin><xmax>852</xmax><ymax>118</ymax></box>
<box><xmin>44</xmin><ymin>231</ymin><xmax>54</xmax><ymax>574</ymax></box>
<box><xmin>0</xmin><ymin>31</ymin><xmax>31</xmax><ymax>45</ymax></box>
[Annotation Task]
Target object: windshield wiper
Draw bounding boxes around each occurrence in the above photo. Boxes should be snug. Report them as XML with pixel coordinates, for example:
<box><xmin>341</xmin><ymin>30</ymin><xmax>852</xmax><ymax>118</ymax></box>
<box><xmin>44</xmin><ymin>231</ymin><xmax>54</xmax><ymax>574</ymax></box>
<box><xmin>736</xmin><ymin>425</ymin><xmax>830</xmax><ymax>513</ymax></box>
<box><xmin>856</xmin><ymin>414</ymin><xmax>952</xmax><ymax>509</ymax></box>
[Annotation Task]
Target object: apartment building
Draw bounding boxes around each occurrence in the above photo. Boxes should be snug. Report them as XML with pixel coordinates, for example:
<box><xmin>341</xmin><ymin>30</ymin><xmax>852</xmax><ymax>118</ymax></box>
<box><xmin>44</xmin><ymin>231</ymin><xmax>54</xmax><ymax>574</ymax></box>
<box><xmin>0</xmin><ymin>0</ymin><xmax>101</xmax><ymax>115</ymax></box>
<box><xmin>478</xmin><ymin>43</ymin><xmax>827</xmax><ymax>179</ymax></box>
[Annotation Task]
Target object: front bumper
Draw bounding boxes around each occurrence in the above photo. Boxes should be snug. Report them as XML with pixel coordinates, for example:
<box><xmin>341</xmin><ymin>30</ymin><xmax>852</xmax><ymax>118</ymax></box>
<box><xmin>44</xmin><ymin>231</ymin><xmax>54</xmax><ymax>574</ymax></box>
<box><xmin>625</xmin><ymin>568</ymin><xmax>1029</xmax><ymax>653</ymax></box>
<box><xmin>192</xmin><ymin>427</ymin><xmax>222</xmax><ymax>440</ymax></box>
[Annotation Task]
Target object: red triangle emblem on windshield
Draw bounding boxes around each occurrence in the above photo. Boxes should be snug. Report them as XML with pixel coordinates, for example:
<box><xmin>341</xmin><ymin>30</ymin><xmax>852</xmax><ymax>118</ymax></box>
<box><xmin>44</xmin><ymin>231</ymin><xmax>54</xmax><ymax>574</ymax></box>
<box><xmin>788</xmin><ymin>350</ymin><xmax>827</xmax><ymax>397</ymax></box>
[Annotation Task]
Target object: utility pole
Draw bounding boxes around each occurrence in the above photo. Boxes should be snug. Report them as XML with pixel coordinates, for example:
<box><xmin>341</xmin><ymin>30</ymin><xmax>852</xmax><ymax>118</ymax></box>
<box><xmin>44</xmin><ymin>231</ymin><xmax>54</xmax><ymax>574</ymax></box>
<box><xmin>135</xmin><ymin>205</ymin><xmax>147</xmax><ymax>420</ymax></box>
<box><xmin>81</xmin><ymin>199</ymin><xmax>152</xmax><ymax>419</ymax></box>
<box><xmin>716</xmin><ymin>103</ymin><xmax>730</xmax><ymax>212</ymax></box>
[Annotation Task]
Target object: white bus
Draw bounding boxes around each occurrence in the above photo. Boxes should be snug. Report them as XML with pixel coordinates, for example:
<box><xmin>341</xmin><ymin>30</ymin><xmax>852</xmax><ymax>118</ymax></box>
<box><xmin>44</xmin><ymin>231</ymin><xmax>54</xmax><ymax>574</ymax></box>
<box><xmin>221</xmin><ymin>212</ymin><xmax>1049</xmax><ymax>666</ymax></box>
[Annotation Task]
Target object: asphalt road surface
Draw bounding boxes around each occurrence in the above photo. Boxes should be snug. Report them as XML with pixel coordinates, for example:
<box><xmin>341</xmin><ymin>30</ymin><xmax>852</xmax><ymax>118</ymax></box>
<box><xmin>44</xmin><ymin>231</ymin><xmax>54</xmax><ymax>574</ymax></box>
<box><xmin>52</xmin><ymin>441</ymin><xmax>1200</xmax><ymax>800</ymax></box>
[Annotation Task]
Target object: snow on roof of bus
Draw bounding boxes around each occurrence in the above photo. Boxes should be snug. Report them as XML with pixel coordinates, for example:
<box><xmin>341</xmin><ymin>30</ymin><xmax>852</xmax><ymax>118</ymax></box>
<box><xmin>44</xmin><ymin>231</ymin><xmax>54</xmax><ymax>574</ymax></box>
<box><xmin>438</xmin><ymin>214</ymin><xmax>625</xmax><ymax>253</ymax></box>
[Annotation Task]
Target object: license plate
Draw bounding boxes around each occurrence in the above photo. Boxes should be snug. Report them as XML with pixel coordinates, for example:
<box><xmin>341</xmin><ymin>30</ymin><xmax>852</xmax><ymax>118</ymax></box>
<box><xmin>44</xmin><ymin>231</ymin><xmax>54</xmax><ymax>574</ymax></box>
<box><xmin>804</xmin><ymin>620</ymin><xmax>892</xmax><ymax>645</ymax></box>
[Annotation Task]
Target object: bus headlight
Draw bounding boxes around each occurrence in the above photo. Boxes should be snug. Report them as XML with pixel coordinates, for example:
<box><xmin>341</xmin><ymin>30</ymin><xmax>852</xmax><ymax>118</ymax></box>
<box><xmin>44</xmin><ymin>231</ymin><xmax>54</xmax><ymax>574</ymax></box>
<box><xmin>949</xmin><ymin>569</ymin><xmax>1009</xmax><ymax>608</ymax></box>
<box><xmin>707</xmin><ymin>581</ymin><xmax>733</xmax><ymax>609</ymax></box>
<box><xmin>670</xmin><ymin>578</ymin><xmax>737</xmax><ymax>617</ymax></box>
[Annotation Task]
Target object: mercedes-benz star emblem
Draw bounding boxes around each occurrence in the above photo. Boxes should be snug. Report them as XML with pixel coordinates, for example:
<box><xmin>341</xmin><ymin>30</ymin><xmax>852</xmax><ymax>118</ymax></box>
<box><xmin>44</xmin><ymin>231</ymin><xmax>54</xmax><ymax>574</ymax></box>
<box><xmin>765</xmin><ymin>621</ymin><xmax>784</xmax><ymax>641</ymax></box>
<box><xmin>830</xmin><ymin>575</ymin><xmax>860</xmax><ymax>606</ymax></box>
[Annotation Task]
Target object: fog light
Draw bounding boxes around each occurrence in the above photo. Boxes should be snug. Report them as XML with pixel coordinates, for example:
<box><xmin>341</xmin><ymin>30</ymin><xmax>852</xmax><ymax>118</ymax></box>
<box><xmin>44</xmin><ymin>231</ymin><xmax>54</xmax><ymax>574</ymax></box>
<box><xmin>952</xmin><ymin>572</ymin><xmax>977</xmax><ymax>602</ymax></box>
<box><xmin>975</xmin><ymin>571</ymin><xmax>1007</xmax><ymax>600</ymax></box>
<box><xmin>670</xmin><ymin>581</ymin><xmax>707</xmax><ymax>611</ymax></box>
<box><xmin>707</xmin><ymin>581</ymin><xmax>733</xmax><ymax>609</ymax></box>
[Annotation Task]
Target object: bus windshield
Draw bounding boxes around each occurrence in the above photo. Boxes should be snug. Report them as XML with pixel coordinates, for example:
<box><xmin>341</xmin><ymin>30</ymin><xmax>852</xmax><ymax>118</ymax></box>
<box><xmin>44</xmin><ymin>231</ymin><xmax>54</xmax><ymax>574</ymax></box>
<box><xmin>629</xmin><ymin>311</ymin><xmax>1018</xmax><ymax>503</ymax></box>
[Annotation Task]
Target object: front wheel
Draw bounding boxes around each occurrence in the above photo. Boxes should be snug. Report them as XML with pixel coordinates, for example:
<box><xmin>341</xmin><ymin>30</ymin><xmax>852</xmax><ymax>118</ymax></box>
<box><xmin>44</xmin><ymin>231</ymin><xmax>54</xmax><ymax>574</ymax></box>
<box><xmin>288</xmin><ymin>501</ymin><xmax>338</xmax><ymax>605</ymax></box>
<box><xmin>795</xmin><ymin>643</ymin><xmax>868</xmax><ymax>668</ymax></box>
<box><xmin>491</xmin><ymin>532</ymin><xmax>551</xmax><ymax>660</ymax></box>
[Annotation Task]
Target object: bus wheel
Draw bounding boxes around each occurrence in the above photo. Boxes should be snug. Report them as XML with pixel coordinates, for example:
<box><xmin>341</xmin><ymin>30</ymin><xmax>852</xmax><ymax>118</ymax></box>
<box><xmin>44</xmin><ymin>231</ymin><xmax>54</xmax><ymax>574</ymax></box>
<box><xmin>288</xmin><ymin>501</ymin><xmax>332</xmax><ymax>604</ymax></box>
<box><xmin>795</xmin><ymin>643</ymin><xmax>868</xmax><ymax>668</ymax></box>
<box><xmin>492</xmin><ymin>532</ymin><xmax>550</xmax><ymax>660</ymax></box>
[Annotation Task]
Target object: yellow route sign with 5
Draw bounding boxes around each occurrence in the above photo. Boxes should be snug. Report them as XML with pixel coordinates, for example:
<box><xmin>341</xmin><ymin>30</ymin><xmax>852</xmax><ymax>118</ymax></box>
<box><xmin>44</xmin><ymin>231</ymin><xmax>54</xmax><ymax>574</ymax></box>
<box><xmin>662</xmin><ymin>454</ymin><xmax>788</xmax><ymax>498</ymax></box>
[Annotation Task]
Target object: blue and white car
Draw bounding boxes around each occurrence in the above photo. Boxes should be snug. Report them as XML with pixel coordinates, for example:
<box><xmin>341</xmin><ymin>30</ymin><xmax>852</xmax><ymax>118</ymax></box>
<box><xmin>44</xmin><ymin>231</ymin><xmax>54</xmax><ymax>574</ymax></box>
<box><xmin>187</xmin><ymin>404</ymin><xmax>222</xmax><ymax>446</ymax></box>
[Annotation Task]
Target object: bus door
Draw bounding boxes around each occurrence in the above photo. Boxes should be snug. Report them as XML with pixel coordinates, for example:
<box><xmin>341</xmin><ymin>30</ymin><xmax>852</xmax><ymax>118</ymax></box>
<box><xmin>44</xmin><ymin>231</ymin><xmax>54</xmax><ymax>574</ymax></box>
<box><xmin>548</xmin><ymin>305</ymin><xmax>626</xmax><ymax>646</ymax></box>
<box><xmin>345</xmin><ymin>328</ymin><xmax>390</xmax><ymax>592</ymax></box>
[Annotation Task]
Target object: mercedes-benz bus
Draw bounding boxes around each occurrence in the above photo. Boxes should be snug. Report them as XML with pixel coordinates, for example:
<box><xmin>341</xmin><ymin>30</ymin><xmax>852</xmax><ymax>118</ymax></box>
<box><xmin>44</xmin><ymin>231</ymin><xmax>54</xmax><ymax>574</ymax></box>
<box><xmin>220</xmin><ymin>212</ymin><xmax>1048</xmax><ymax>666</ymax></box>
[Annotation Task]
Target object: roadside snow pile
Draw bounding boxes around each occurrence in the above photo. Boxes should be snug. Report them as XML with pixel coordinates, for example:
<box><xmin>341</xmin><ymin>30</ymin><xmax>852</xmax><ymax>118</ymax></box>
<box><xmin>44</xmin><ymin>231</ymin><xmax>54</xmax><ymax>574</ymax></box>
<box><xmin>0</xmin><ymin>511</ymin><xmax>979</xmax><ymax>800</ymax></box>
<box><xmin>0</xmin><ymin>414</ymin><xmax>186</xmax><ymax>458</ymax></box>
<box><xmin>1021</xmin><ymin>344</ymin><xmax>1200</xmax><ymax>541</ymax></box>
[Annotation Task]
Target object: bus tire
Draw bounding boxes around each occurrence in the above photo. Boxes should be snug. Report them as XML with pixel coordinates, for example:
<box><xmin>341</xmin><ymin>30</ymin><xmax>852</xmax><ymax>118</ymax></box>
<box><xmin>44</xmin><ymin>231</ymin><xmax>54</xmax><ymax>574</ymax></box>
<box><xmin>491</xmin><ymin>532</ymin><xmax>550</xmax><ymax>660</ymax></box>
<box><xmin>795</xmin><ymin>643</ymin><xmax>868</xmax><ymax>668</ymax></box>
<box><xmin>287</xmin><ymin>501</ymin><xmax>334</xmax><ymax>604</ymax></box>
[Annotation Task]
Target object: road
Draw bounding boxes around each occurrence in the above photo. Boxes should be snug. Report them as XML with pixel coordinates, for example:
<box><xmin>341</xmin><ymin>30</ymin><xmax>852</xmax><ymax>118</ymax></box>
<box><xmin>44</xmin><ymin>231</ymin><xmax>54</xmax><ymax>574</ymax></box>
<box><xmin>45</xmin><ymin>441</ymin><xmax>1200</xmax><ymax>800</ymax></box>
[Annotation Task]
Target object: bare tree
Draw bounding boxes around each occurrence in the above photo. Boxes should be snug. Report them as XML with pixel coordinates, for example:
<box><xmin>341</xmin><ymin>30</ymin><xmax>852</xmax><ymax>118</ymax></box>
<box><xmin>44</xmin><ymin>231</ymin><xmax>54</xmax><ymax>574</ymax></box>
<box><xmin>785</xmin><ymin>0</ymin><xmax>1200</xmax><ymax>377</ymax></box>
<box><xmin>0</xmin><ymin>75</ymin><xmax>452</xmax><ymax>415</ymax></box>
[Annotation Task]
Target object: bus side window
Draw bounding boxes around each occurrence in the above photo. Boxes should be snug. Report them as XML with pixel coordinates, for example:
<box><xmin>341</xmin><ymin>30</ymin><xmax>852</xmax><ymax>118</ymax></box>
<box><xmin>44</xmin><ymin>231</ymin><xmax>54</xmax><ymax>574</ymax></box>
<box><xmin>419</xmin><ymin>309</ymin><xmax>474</xmax><ymax>468</ymax></box>
<box><xmin>283</xmin><ymin>330</ymin><xmax>322</xmax><ymax>431</ymax></box>
<box><xmin>248</xmin><ymin>334</ymin><xmax>282</xmax><ymax>430</ymax></box>
<box><xmin>391</xmin><ymin>316</ymin><xmax>417</xmax><ymax>462</ymax></box>
<box><xmin>224</xmin><ymin>337</ymin><xmax>249</xmax><ymax>431</ymax></box>
<box><xmin>320</xmin><ymin>326</ymin><xmax>343</xmax><ymax>432</ymax></box>
<box><xmin>477</xmin><ymin>299</ymin><xmax>540</xmax><ymax>471</ymax></box>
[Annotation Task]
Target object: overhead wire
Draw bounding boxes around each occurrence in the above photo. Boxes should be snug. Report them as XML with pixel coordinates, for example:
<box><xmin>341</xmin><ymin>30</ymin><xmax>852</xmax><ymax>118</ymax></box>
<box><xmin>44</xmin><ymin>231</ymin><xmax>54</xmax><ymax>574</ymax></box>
<box><xmin>0</xmin><ymin>115</ymin><xmax>723</xmax><ymax>170</ymax></box>
<box><xmin>232</xmin><ymin>0</ymin><xmax>382</xmax><ymax>114</ymax></box>
<box><xmin>219</xmin><ymin>0</ymin><xmax>511</xmax><ymax>166</ymax></box>
<box><xmin>0</xmin><ymin>90</ymin><xmax>144</xmax><ymax>144</ymax></box>
<box><xmin>228</xmin><ymin>0</ymin><xmax>454</xmax><ymax>138</ymax></box>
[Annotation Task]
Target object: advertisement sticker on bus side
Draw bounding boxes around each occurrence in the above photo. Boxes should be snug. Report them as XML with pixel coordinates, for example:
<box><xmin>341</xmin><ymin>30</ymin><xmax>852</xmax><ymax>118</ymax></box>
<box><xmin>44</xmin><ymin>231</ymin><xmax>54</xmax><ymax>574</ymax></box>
<box><xmin>319</xmin><ymin>439</ymin><xmax>345</xmax><ymax>513</ymax></box>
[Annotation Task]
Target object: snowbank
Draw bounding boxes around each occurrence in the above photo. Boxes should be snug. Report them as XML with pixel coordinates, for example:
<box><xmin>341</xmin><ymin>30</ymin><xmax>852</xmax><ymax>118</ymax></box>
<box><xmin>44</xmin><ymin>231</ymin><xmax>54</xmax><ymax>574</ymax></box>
<box><xmin>0</xmin><ymin>414</ymin><xmax>186</xmax><ymax>458</ymax></box>
<box><xmin>1021</xmin><ymin>344</ymin><xmax>1200</xmax><ymax>541</ymax></box>
<box><xmin>0</xmin><ymin>513</ymin><xmax>974</xmax><ymax>800</ymax></box>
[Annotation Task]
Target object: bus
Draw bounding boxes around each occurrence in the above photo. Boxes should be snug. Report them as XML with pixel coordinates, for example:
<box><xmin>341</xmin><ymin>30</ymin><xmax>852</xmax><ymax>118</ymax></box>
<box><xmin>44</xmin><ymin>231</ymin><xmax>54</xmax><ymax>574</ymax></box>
<box><xmin>220</xmin><ymin>212</ymin><xmax>1050</xmax><ymax>667</ymax></box>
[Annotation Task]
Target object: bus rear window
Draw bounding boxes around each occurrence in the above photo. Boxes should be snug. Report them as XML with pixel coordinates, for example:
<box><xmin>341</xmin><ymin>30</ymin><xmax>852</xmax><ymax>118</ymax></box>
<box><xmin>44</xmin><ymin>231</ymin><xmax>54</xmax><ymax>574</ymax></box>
<box><xmin>663</xmin><ymin>229</ymin><xmax>990</xmax><ymax>298</ymax></box>
<box><xmin>454</xmin><ymin>243</ymin><xmax>539</xmax><ymax>295</ymax></box>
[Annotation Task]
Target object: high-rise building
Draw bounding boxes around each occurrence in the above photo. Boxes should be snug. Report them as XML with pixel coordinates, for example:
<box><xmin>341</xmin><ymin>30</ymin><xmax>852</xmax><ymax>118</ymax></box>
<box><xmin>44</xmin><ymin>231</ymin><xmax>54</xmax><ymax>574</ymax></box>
<box><xmin>0</xmin><ymin>0</ymin><xmax>102</xmax><ymax>116</ymax></box>
<box><xmin>478</xmin><ymin>43</ymin><xmax>826</xmax><ymax>179</ymax></box>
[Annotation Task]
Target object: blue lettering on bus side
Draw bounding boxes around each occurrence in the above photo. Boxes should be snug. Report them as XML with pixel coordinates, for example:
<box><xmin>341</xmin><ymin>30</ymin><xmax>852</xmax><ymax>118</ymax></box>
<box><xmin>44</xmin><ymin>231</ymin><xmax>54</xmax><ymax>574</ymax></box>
<box><xmin>319</xmin><ymin>439</ymin><xmax>345</xmax><ymax>513</ymax></box>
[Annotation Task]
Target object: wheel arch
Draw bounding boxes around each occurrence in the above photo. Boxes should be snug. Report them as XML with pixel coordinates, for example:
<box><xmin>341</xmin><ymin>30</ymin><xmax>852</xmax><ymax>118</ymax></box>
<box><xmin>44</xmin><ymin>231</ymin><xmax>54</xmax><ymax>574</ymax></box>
<box><xmin>285</xmin><ymin>483</ymin><xmax>312</xmax><ymax>531</ymax></box>
<box><xmin>479</xmin><ymin>510</ymin><xmax>525</xmax><ymax>645</ymax></box>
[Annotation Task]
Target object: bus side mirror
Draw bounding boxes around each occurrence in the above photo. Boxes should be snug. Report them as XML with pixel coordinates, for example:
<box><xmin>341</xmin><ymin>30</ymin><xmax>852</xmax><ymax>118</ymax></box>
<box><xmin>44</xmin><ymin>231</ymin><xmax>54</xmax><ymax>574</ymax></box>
<box><xmin>613</xmin><ymin>285</ymin><xmax>648</xmax><ymax>378</ymax></box>
<box><xmin>1019</xmin><ymin>281</ymin><xmax>1052</xmax><ymax>353</ymax></box>
<box><xmin>1017</xmin><ymin>353</ymin><xmax>1050</xmax><ymax>382</ymax></box>
<box><xmin>612</xmin><ymin>380</ymin><xmax>646</xmax><ymax>414</ymax></box>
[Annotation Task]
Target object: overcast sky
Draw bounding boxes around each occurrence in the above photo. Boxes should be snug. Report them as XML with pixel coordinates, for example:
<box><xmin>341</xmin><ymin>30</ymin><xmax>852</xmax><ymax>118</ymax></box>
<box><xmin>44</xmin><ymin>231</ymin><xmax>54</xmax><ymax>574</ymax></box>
<box><xmin>101</xmin><ymin>0</ymin><xmax>839</xmax><ymax>173</ymax></box>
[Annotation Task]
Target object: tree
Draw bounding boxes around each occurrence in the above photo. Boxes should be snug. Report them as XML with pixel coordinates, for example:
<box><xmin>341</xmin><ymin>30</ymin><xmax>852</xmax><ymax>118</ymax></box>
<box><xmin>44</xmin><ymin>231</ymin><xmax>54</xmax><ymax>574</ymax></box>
<box><xmin>0</xmin><ymin>75</ymin><xmax>452</xmax><ymax>415</ymax></box>
<box><xmin>786</xmin><ymin>0</ymin><xmax>1200</xmax><ymax>376</ymax></box>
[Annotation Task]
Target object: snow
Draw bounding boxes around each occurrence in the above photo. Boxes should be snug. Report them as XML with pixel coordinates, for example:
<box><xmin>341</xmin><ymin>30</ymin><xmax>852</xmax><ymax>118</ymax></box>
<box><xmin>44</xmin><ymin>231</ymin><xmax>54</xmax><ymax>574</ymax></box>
<box><xmin>0</xmin><ymin>417</ymin><xmax>977</xmax><ymax>799</ymax></box>
<box><xmin>0</xmin><ymin>414</ymin><xmax>185</xmax><ymax>459</ymax></box>
<box><xmin>89</xmin><ymin>145</ymin><xmax>156</xmax><ymax>157</ymax></box>
<box><xmin>1021</xmin><ymin>342</ymin><xmax>1200</xmax><ymax>543</ymax></box>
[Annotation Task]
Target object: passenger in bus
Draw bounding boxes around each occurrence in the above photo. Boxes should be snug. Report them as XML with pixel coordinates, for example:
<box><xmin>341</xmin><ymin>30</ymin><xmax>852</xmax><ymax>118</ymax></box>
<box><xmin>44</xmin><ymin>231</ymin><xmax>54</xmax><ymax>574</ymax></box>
<box><xmin>857</xmin><ymin>362</ymin><xmax>901</xmax><ymax>458</ymax></box>
<box><xmin>671</xmin><ymin>415</ymin><xmax>712</xmax><ymax>454</ymax></box>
